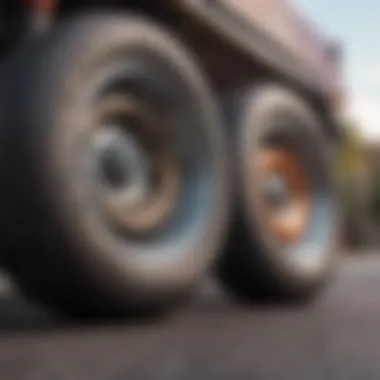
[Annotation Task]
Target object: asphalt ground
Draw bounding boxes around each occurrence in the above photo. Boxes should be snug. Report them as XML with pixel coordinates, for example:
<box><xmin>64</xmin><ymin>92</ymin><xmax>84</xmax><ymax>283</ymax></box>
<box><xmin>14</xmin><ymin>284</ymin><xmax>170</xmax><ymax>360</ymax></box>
<box><xmin>0</xmin><ymin>255</ymin><xmax>380</xmax><ymax>380</ymax></box>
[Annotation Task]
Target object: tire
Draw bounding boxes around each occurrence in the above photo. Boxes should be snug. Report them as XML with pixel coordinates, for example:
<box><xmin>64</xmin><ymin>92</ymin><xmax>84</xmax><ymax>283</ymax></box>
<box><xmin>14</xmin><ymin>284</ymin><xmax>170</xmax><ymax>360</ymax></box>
<box><xmin>218</xmin><ymin>84</ymin><xmax>340</xmax><ymax>303</ymax></box>
<box><xmin>0</xmin><ymin>12</ymin><xmax>230</xmax><ymax>319</ymax></box>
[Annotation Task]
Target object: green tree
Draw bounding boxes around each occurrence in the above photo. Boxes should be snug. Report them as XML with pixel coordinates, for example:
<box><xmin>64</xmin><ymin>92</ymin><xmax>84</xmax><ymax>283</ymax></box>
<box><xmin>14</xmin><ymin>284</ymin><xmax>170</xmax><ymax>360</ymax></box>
<box><xmin>336</xmin><ymin>122</ymin><xmax>367</xmax><ymax>182</ymax></box>
<box><xmin>371</xmin><ymin>166</ymin><xmax>380</xmax><ymax>223</ymax></box>
<box><xmin>336</xmin><ymin>121</ymin><xmax>370</xmax><ymax>247</ymax></box>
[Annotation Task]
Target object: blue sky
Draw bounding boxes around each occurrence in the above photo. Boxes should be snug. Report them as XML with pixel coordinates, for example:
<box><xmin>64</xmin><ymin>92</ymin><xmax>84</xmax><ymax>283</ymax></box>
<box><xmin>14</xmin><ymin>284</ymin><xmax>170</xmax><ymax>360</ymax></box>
<box><xmin>293</xmin><ymin>0</ymin><xmax>380</xmax><ymax>140</ymax></box>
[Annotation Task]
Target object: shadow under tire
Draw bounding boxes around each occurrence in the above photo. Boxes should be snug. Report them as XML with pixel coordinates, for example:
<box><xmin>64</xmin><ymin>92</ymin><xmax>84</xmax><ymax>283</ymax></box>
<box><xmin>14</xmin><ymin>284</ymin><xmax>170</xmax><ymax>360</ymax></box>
<box><xmin>218</xmin><ymin>85</ymin><xmax>339</xmax><ymax>304</ymax></box>
<box><xmin>0</xmin><ymin>12</ymin><xmax>230</xmax><ymax>319</ymax></box>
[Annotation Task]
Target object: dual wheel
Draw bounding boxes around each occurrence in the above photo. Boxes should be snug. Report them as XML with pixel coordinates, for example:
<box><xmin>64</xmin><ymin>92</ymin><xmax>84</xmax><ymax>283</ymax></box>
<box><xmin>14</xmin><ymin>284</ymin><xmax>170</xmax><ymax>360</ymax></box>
<box><xmin>0</xmin><ymin>12</ymin><xmax>339</xmax><ymax>319</ymax></box>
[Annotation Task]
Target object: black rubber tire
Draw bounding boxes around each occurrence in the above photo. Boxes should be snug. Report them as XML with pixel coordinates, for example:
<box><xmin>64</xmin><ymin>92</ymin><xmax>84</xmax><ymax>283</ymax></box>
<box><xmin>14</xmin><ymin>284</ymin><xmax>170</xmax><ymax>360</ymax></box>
<box><xmin>0</xmin><ymin>12</ymin><xmax>230</xmax><ymax>319</ymax></box>
<box><xmin>218</xmin><ymin>84</ymin><xmax>340</xmax><ymax>304</ymax></box>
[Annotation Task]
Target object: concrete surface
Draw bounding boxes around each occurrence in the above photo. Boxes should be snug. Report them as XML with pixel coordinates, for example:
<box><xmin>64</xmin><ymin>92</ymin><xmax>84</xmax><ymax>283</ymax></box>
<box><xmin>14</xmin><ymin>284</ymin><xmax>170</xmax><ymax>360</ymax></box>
<box><xmin>0</xmin><ymin>256</ymin><xmax>380</xmax><ymax>380</ymax></box>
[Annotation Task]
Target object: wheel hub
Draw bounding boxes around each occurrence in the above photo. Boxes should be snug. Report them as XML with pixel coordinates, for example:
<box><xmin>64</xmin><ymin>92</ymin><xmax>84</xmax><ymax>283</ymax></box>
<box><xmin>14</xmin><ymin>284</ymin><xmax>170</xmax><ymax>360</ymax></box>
<box><xmin>258</xmin><ymin>147</ymin><xmax>311</xmax><ymax>245</ymax></box>
<box><xmin>95</xmin><ymin>126</ymin><xmax>151</xmax><ymax>206</ymax></box>
<box><xmin>88</xmin><ymin>95</ymin><xmax>181</xmax><ymax>235</ymax></box>
<box><xmin>100</xmin><ymin>144</ymin><xmax>133</xmax><ymax>189</ymax></box>
<box><xmin>264</xmin><ymin>174</ymin><xmax>291</xmax><ymax>210</ymax></box>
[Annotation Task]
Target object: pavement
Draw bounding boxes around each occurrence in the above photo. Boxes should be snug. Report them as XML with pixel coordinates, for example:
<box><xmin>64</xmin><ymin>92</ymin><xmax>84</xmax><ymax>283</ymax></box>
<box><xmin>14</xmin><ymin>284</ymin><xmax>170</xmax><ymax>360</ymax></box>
<box><xmin>1</xmin><ymin>255</ymin><xmax>380</xmax><ymax>380</ymax></box>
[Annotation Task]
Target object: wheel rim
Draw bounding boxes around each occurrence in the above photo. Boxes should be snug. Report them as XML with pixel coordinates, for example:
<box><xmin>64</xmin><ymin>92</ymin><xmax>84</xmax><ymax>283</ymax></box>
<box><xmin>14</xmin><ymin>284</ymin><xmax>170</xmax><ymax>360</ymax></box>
<box><xmin>257</xmin><ymin>148</ymin><xmax>311</xmax><ymax>245</ymax></box>
<box><xmin>69</xmin><ymin>58</ymin><xmax>221</xmax><ymax>262</ymax></box>
<box><xmin>245</xmin><ymin>119</ymin><xmax>336</xmax><ymax>270</ymax></box>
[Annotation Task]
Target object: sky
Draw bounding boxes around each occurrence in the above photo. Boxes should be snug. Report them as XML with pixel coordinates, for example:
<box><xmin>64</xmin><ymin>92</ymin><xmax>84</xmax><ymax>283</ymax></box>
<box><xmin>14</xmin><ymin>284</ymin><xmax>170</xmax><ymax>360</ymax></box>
<box><xmin>292</xmin><ymin>0</ymin><xmax>380</xmax><ymax>141</ymax></box>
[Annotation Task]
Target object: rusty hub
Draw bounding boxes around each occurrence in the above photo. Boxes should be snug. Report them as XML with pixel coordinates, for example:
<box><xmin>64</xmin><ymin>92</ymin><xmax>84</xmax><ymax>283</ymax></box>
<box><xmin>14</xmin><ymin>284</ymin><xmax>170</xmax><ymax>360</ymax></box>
<box><xmin>257</xmin><ymin>147</ymin><xmax>311</xmax><ymax>245</ymax></box>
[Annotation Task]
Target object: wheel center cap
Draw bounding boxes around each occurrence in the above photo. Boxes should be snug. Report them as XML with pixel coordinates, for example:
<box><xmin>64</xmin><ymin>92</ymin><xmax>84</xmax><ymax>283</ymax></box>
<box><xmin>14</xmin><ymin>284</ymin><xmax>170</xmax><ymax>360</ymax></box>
<box><xmin>264</xmin><ymin>175</ymin><xmax>290</xmax><ymax>210</ymax></box>
<box><xmin>100</xmin><ymin>145</ymin><xmax>132</xmax><ymax>189</ymax></box>
<box><xmin>93</xmin><ymin>125</ymin><xmax>151</xmax><ymax>205</ymax></box>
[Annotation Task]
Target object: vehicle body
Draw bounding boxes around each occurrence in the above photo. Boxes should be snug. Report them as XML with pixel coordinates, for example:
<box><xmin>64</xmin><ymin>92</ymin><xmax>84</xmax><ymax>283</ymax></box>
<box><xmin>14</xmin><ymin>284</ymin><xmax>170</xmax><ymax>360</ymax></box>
<box><xmin>1</xmin><ymin>0</ymin><xmax>343</xmax><ymax>135</ymax></box>
<box><xmin>0</xmin><ymin>0</ymin><xmax>343</xmax><ymax>318</ymax></box>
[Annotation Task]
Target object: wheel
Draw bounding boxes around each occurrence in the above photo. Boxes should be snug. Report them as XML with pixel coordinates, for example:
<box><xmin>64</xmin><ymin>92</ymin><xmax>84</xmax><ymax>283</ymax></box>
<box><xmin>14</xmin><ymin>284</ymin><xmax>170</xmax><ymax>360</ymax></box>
<box><xmin>219</xmin><ymin>85</ymin><xmax>339</xmax><ymax>303</ymax></box>
<box><xmin>0</xmin><ymin>13</ymin><xmax>230</xmax><ymax>319</ymax></box>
